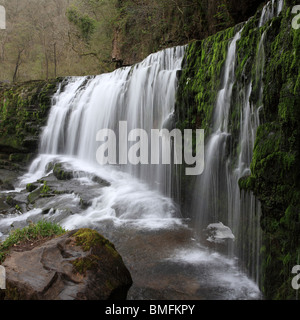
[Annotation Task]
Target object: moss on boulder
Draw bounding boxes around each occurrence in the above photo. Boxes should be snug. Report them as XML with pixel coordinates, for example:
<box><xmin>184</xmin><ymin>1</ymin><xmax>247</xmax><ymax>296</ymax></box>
<box><xmin>1</xmin><ymin>227</ymin><xmax>132</xmax><ymax>300</ymax></box>
<box><xmin>53</xmin><ymin>163</ymin><xmax>74</xmax><ymax>181</ymax></box>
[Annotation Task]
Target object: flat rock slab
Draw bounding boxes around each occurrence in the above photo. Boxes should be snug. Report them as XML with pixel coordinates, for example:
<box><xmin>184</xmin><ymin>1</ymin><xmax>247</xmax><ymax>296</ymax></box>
<box><xmin>2</xmin><ymin>229</ymin><xmax>132</xmax><ymax>300</ymax></box>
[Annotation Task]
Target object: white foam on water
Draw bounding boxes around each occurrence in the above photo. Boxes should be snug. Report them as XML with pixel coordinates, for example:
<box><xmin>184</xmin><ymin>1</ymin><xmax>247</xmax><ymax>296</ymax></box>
<box><xmin>166</xmin><ymin>247</ymin><xmax>261</xmax><ymax>300</ymax></box>
<box><xmin>0</xmin><ymin>208</ymin><xmax>42</xmax><ymax>228</ymax></box>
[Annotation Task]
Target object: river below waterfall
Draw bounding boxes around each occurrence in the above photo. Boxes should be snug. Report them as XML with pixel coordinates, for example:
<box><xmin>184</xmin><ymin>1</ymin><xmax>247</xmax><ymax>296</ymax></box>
<box><xmin>106</xmin><ymin>225</ymin><xmax>262</xmax><ymax>300</ymax></box>
<box><xmin>0</xmin><ymin>155</ymin><xmax>261</xmax><ymax>300</ymax></box>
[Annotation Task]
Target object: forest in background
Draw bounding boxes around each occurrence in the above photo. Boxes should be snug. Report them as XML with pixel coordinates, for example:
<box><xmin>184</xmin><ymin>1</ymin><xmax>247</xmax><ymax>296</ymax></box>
<box><xmin>0</xmin><ymin>0</ymin><xmax>264</xmax><ymax>82</ymax></box>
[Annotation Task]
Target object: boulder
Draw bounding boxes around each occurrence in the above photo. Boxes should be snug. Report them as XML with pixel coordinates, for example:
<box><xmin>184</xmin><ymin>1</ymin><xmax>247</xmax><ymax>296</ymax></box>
<box><xmin>53</xmin><ymin>163</ymin><xmax>74</xmax><ymax>181</ymax></box>
<box><xmin>1</xmin><ymin>229</ymin><xmax>132</xmax><ymax>300</ymax></box>
<box><xmin>205</xmin><ymin>222</ymin><xmax>235</xmax><ymax>244</ymax></box>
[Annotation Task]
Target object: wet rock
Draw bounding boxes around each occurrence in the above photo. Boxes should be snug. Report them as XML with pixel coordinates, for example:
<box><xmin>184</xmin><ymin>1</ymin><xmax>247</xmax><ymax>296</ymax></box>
<box><xmin>92</xmin><ymin>175</ymin><xmax>111</xmax><ymax>187</ymax></box>
<box><xmin>5</xmin><ymin>195</ymin><xmax>16</xmax><ymax>206</ymax></box>
<box><xmin>22</xmin><ymin>136</ymin><xmax>39</xmax><ymax>151</ymax></box>
<box><xmin>205</xmin><ymin>222</ymin><xmax>235</xmax><ymax>244</ymax></box>
<box><xmin>34</xmin><ymin>193</ymin><xmax>81</xmax><ymax>218</ymax></box>
<box><xmin>80</xmin><ymin>198</ymin><xmax>91</xmax><ymax>210</ymax></box>
<box><xmin>26</xmin><ymin>183</ymin><xmax>39</xmax><ymax>192</ymax></box>
<box><xmin>203</xmin><ymin>222</ymin><xmax>235</xmax><ymax>254</ymax></box>
<box><xmin>2</xmin><ymin>229</ymin><xmax>132</xmax><ymax>300</ymax></box>
<box><xmin>27</xmin><ymin>186</ymin><xmax>43</xmax><ymax>204</ymax></box>
<box><xmin>0</xmin><ymin>180</ymin><xmax>15</xmax><ymax>191</ymax></box>
<box><xmin>0</xmin><ymin>169</ymin><xmax>20</xmax><ymax>190</ymax></box>
<box><xmin>53</xmin><ymin>163</ymin><xmax>74</xmax><ymax>181</ymax></box>
<box><xmin>0</xmin><ymin>195</ymin><xmax>11</xmax><ymax>214</ymax></box>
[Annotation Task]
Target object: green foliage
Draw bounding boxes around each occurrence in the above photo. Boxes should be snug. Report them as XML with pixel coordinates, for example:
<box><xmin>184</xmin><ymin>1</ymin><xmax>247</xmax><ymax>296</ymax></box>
<box><xmin>0</xmin><ymin>221</ymin><xmax>66</xmax><ymax>264</ymax></box>
<box><xmin>67</xmin><ymin>7</ymin><xmax>96</xmax><ymax>42</ymax></box>
<box><xmin>214</xmin><ymin>1</ymin><xmax>234</xmax><ymax>29</ymax></box>
<box><xmin>26</xmin><ymin>183</ymin><xmax>38</xmax><ymax>192</ymax></box>
<box><xmin>176</xmin><ymin>26</ymin><xmax>235</xmax><ymax>136</ymax></box>
<box><xmin>237</xmin><ymin>5</ymin><xmax>300</xmax><ymax>299</ymax></box>
<box><xmin>0</xmin><ymin>0</ymin><xmax>265</xmax><ymax>80</ymax></box>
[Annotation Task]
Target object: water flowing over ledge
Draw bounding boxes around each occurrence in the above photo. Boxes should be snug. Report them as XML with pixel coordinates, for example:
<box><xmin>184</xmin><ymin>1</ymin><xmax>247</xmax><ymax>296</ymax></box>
<box><xmin>1</xmin><ymin>0</ymin><xmax>292</xmax><ymax>300</ymax></box>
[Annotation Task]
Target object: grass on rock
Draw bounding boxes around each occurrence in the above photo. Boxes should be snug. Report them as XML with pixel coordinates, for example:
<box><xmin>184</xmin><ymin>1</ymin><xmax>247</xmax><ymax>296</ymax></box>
<box><xmin>0</xmin><ymin>220</ymin><xmax>66</xmax><ymax>264</ymax></box>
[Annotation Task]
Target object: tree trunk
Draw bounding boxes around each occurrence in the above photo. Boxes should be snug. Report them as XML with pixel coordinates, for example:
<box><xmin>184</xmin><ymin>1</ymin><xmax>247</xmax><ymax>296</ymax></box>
<box><xmin>12</xmin><ymin>49</ymin><xmax>23</xmax><ymax>82</ymax></box>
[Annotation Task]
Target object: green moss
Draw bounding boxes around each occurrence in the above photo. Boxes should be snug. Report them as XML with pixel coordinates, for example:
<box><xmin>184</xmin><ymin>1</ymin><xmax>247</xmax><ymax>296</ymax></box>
<box><xmin>72</xmin><ymin>255</ymin><xmax>100</xmax><ymax>275</ymax></box>
<box><xmin>26</xmin><ymin>183</ymin><xmax>38</xmax><ymax>192</ymax></box>
<box><xmin>241</xmin><ymin>5</ymin><xmax>300</xmax><ymax>300</ymax></box>
<box><xmin>0</xmin><ymin>79</ymin><xmax>60</xmax><ymax>164</ymax></box>
<box><xmin>73</xmin><ymin>229</ymin><xmax>116</xmax><ymax>253</ymax></box>
<box><xmin>27</xmin><ymin>186</ymin><xmax>43</xmax><ymax>204</ymax></box>
<box><xmin>175</xmin><ymin>25</ymin><xmax>237</xmax><ymax>209</ymax></box>
<box><xmin>176</xmin><ymin>26</ymin><xmax>236</xmax><ymax>136</ymax></box>
<box><xmin>41</xmin><ymin>181</ymin><xmax>50</xmax><ymax>195</ymax></box>
<box><xmin>8</xmin><ymin>154</ymin><xmax>25</xmax><ymax>163</ymax></box>
<box><xmin>5</xmin><ymin>196</ymin><xmax>15</xmax><ymax>206</ymax></box>
<box><xmin>53</xmin><ymin>163</ymin><xmax>73</xmax><ymax>181</ymax></box>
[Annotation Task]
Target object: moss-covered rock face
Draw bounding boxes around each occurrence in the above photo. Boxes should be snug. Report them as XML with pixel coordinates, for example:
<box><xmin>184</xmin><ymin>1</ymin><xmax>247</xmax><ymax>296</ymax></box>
<box><xmin>0</xmin><ymin>79</ymin><xmax>61</xmax><ymax>169</ymax></box>
<box><xmin>246</xmin><ymin>3</ymin><xmax>300</xmax><ymax>300</ymax></box>
<box><xmin>176</xmin><ymin>0</ymin><xmax>300</xmax><ymax>299</ymax></box>
<box><xmin>175</xmin><ymin>26</ymin><xmax>237</xmax><ymax>209</ymax></box>
<box><xmin>176</xmin><ymin>26</ymin><xmax>236</xmax><ymax>136</ymax></box>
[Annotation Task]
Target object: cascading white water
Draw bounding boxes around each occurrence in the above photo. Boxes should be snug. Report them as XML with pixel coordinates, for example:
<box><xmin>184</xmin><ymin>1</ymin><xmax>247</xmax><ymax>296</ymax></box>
<box><xmin>191</xmin><ymin>0</ymin><xmax>284</xmax><ymax>285</ymax></box>
<box><xmin>259</xmin><ymin>0</ymin><xmax>284</xmax><ymax>27</ymax></box>
<box><xmin>191</xmin><ymin>30</ymin><xmax>243</xmax><ymax>229</ymax></box>
<box><xmin>15</xmin><ymin>46</ymin><xmax>185</xmax><ymax>231</ymax></box>
<box><xmin>34</xmin><ymin>46</ymin><xmax>185</xmax><ymax>199</ymax></box>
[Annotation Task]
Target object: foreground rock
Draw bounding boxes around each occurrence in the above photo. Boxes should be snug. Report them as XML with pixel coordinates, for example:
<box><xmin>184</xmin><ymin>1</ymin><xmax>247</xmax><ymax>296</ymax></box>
<box><xmin>1</xmin><ymin>229</ymin><xmax>132</xmax><ymax>300</ymax></box>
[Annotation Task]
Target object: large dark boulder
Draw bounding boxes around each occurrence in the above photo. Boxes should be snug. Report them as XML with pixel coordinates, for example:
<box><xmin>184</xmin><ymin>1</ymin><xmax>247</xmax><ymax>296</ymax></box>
<box><xmin>2</xmin><ymin>229</ymin><xmax>132</xmax><ymax>300</ymax></box>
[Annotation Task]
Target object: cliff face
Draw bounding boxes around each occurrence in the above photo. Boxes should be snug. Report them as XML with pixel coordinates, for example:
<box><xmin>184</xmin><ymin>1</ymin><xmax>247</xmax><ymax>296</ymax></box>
<box><xmin>175</xmin><ymin>0</ymin><xmax>300</xmax><ymax>299</ymax></box>
<box><xmin>0</xmin><ymin>80</ymin><xmax>61</xmax><ymax>171</ymax></box>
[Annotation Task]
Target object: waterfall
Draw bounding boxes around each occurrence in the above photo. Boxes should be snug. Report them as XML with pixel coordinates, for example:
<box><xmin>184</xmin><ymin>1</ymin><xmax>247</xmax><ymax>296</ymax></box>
<box><xmin>190</xmin><ymin>0</ymin><xmax>285</xmax><ymax>285</ymax></box>
<box><xmin>14</xmin><ymin>46</ymin><xmax>186</xmax><ymax>231</ymax></box>
<box><xmin>191</xmin><ymin>30</ymin><xmax>242</xmax><ymax>229</ymax></box>
<box><xmin>259</xmin><ymin>0</ymin><xmax>284</xmax><ymax>27</ymax></box>
<box><xmin>190</xmin><ymin>25</ymin><xmax>258</xmax><ymax>278</ymax></box>
<box><xmin>26</xmin><ymin>46</ymin><xmax>185</xmax><ymax>198</ymax></box>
